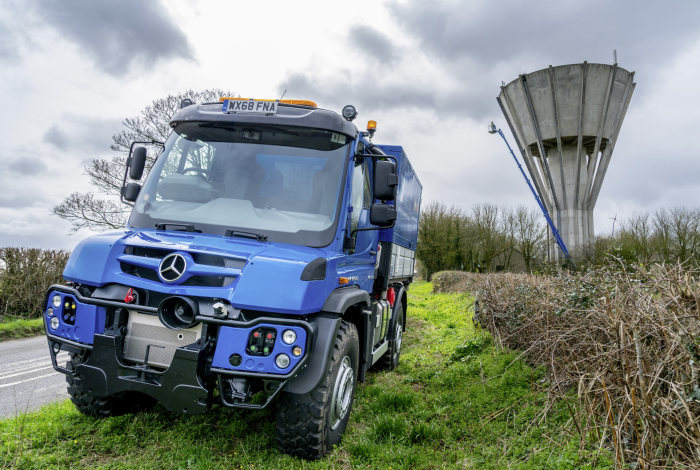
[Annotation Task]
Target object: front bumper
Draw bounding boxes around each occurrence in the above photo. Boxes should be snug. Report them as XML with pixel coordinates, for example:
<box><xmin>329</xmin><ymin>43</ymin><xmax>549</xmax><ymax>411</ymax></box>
<box><xmin>43</xmin><ymin>285</ymin><xmax>313</xmax><ymax>413</ymax></box>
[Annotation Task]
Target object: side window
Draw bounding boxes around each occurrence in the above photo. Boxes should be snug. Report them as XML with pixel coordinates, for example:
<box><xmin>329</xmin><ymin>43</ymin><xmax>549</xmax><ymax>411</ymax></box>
<box><xmin>363</xmin><ymin>163</ymin><xmax>372</xmax><ymax>208</ymax></box>
<box><xmin>350</xmin><ymin>159</ymin><xmax>365</xmax><ymax>233</ymax></box>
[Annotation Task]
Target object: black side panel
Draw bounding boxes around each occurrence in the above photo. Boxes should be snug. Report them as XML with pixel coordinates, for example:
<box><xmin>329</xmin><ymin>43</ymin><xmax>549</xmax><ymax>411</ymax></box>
<box><xmin>321</xmin><ymin>286</ymin><xmax>370</xmax><ymax>313</ymax></box>
<box><xmin>284</xmin><ymin>314</ymin><xmax>340</xmax><ymax>394</ymax></box>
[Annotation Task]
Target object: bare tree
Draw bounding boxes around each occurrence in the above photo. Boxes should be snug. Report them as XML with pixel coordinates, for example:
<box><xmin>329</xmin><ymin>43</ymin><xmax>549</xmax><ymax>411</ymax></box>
<box><xmin>53</xmin><ymin>89</ymin><xmax>234</xmax><ymax>232</ymax></box>
<box><xmin>514</xmin><ymin>206</ymin><xmax>545</xmax><ymax>272</ymax></box>
<box><xmin>472</xmin><ymin>203</ymin><xmax>503</xmax><ymax>272</ymax></box>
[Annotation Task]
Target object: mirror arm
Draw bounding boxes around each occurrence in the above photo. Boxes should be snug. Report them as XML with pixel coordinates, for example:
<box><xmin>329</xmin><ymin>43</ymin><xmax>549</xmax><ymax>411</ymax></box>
<box><xmin>350</xmin><ymin>219</ymin><xmax>395</xmax><ymax>238</ymax></box>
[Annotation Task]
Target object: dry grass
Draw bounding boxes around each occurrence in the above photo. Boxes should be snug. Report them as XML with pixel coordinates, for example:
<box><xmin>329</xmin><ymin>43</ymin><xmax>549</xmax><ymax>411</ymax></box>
<box><xmin>433</xmin><ymin>263</ymin><xmax>700</xmax><ymax>469</ymax></box>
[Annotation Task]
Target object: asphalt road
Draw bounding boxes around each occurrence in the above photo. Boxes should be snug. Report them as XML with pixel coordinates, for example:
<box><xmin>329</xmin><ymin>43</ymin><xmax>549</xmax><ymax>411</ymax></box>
<box><xmin>0</xmin><ymin>336</ymin><xmax>69</xmax><ymax>418</ymax></box>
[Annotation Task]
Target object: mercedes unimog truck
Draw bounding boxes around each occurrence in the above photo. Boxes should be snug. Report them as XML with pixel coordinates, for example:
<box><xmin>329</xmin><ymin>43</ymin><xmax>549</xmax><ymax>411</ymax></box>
<box><xmin>43</xmin><ymin>97</ymin><xmax>422</xmax><ymax>459</ymax></box>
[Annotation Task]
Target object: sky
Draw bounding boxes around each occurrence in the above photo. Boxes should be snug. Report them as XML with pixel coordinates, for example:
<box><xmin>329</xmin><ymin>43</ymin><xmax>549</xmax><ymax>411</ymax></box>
<box><xmin>1</xmin><ymin>0</ymin><xmax>699</xmax><ymax>250</ymax></box>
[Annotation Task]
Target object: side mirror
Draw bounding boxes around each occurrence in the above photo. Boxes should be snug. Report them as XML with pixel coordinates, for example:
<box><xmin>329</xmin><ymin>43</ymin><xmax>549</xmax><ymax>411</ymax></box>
<box><xmin>122</xmin><ymin>183</ymin><xmax>141</xmax><ymax>202</ymax></box>
<box><xmin>129</xmin><ymin>147</ymin><xmax>147</xmax><ymax>180</ymax></box>
<box><xmin>370</xmin><ymin>203</ymin><xmax>397</xmax><ymax>227</ymax></box>
<box><xmin>374</xmin><ymin>160</ymin><xmax>398</xmax><ymax>200</ymax></box>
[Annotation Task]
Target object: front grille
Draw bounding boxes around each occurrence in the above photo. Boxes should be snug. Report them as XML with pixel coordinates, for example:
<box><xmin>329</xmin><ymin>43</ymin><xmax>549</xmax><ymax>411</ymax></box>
<box><xmin>120</xmin><ymin>262</ymin><xmax>160</xmax><ymax>282</ymax></box>
<box><xmin>119</xmin><ymin>245</ymin><xmax>245</xmax><ymax>288</ymax></box>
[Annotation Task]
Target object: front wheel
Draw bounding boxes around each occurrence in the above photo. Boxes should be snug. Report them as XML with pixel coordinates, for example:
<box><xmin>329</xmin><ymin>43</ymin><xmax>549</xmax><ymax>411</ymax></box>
<box><xmin>275</xmin><ymin>320</ymin><xmax>359</xmax><ymax>460</ymax></box>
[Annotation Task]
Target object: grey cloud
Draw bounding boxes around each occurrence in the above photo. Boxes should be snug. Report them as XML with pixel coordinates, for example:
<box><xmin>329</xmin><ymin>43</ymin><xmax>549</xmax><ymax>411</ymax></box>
<box><xmin>8</xmin><ymin>157</ymin><xmax>48</xmax><ymax>175</ymax></box>
<box><xmin>0</xmin><ymin>195</ymin><xmax>43</xmax><ymax>208</ymax></box>
<box><xmin>0</xmin><ymin>21</ymin><xmax>21</xmax><ymax>63</ymax></box>
<box><xmin>42</xmin><ymin>117</ymin><xmax>122</xmax><ymax>154</ymax></box>
<box><xmin>350</xmin><ymin>25</ymin><xmax>400</xmax><ymax>64</ymax></box>
<box><xmin>284</xmin><ymin>72</ymin><xmax>436</xmax><ymax>112</ymax></box>
<box><xmin>43</xmin><ymin>124</ymin><xmax>68</xmax><ymax>150</ymax></box>
<box><xmin>34</xmin><ymin>0</ymin><xmax>194</xmax><ymax>76</ymax></box>
<box><xmin>389</xmin><ymin>0</ymin><xmax>700</xmax><ymax>73</ymax></box>
<box><xmin>287</xmin><ymin>0</ymin><xmax>700</xmax><ymax>122</ymax></box>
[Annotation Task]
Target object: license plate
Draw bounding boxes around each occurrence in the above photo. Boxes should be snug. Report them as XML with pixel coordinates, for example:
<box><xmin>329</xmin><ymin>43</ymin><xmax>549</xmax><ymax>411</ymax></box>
<box><xmin>222</xmin><ymin>99</ymin><xmax>278</xmax><ymax>115</ymax></box>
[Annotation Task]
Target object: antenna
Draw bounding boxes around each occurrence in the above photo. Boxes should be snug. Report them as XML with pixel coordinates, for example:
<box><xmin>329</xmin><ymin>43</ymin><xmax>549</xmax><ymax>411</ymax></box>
<box><xmin>279</xmin><ymin>89</ymin><xmax>287</xmax><ymax>100</ymax></box>
<box><xmin>613</xmin><ymin>49</ymin><xmax>617</xmax><ymax>64</ymax></box>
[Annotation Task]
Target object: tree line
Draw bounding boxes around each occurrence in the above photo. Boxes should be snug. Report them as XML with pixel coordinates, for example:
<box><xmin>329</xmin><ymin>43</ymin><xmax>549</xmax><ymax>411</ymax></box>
<box><xmin>417</xmin><ymin>203</ymin><xmax>700</xmax><ymax>279</ymax></box>
<box><xmin>417</xmin><ymin>202</ymin><xmax>546</xmax><ymax>279</ymax></box>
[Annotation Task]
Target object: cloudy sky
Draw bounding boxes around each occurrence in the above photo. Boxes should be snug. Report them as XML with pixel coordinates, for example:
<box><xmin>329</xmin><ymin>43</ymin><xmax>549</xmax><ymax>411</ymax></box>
<box><xmin>1</xmin><ymin>0</ymin><xmax>699</xmax><ymax>250</ymax></box>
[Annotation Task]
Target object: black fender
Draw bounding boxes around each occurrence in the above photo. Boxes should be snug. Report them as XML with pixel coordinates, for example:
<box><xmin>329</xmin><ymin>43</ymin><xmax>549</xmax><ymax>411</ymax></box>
<box><xmin>321</xmin><ymin>286</ymin><xmax>370</xmax><ymax>313</ymax></box>
<box><xmin>284</xmin><ymin>313</ymin><xmax>340</xmax><ymax>394</ymax></box>
<box><xmin>285</xmin><ymin>287</ymin><xmax>370</xmax><ymax>394</ymax></box>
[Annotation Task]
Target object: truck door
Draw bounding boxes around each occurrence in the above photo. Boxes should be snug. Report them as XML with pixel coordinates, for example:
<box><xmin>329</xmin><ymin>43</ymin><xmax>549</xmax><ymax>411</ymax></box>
<box><xmin>343</xmin><ymin>154</ymin><xmax>377</xmax><ymax>291</ymax></box>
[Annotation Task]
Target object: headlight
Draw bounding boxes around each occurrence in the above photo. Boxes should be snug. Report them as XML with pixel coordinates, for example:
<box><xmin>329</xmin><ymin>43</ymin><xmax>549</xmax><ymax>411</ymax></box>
<box><xmin>275</xmin><ymin>354</ymin><xmax>290</xmax><ymax>369</ymax></box>
<box><xmin>52</xmin><ymin>294</ymin><xmax>61</xmax><ymax>308</ymax></box>
<box><xmin>50</xmin><ymin>317</ymin><xmax>59</xmax><ymax>330</ymax></box>
<box><xmin>282</xmin><ymin>329</ymin><xmax>296</xmax><ymax>345</ymax></box>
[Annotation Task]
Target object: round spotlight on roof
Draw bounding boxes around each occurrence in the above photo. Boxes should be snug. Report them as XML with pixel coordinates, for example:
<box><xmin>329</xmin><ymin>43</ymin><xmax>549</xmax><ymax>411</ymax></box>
<box><xmin>342</xmin><ymin>105</ymin><xmax>357</xmax><ymax>122</ymax></box>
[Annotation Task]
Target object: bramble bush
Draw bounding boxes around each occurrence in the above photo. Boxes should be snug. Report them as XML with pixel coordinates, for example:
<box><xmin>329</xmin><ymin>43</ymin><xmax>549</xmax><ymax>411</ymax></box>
<box><xmin>434</xmin><ymin>262</ymin><xmax>700</xmax><ymax>468</ymax></box>
<box><xmin>0</xmin><ymin>247</ymin><xmax>69</xmax><ymax>319</ymax></box>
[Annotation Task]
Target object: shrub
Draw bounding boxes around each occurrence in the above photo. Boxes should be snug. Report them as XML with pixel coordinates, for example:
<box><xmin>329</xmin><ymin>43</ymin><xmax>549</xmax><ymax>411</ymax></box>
<box><xmin>439</xmin><ymin>262</ymin><xmax>700</xmax><ymax>468</ymax></box>
<box><xmin>0</xmin><ymin>247</ymin><xmax>69</xmax><ymax>319</ymax></box>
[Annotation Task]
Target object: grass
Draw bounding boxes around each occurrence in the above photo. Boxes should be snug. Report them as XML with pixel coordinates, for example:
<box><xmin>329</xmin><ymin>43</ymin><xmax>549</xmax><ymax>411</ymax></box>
<box><xmin>0</xmin><ymin>283</ymin><xmax>613</xmax><ymax>469</ymax></box>
<box><xmin>0</xmin><ymin>318</ymin><xmax>43</xmax><ymax>341</ymax></box>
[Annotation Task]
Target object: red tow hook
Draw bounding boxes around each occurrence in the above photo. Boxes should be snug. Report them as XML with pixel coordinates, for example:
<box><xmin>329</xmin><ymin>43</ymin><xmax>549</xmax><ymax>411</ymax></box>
<box><xmin>124</xmin><ymin>288</ymin><xmax>135</xmax><ymax>304</ymax></box>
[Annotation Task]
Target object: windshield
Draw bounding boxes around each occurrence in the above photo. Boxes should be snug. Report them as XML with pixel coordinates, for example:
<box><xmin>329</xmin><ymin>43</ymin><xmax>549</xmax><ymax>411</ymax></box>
<box><xmin>129</xmin><ymin>122</ymin><xmax>350</xmax><ymax>247</ymax></box>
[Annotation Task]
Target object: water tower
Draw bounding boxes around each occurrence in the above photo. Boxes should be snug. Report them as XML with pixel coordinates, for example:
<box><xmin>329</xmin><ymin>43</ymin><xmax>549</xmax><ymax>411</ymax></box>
<box><xmin>497</xmin><ymin>62</ymin><xmax>635</xmax><ymax>259</ymax></box>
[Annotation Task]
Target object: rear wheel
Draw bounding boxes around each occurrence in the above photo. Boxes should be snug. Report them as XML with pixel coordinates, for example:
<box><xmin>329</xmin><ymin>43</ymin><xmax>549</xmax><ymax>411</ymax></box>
<box><xmin>275</xmin><ymin>320</ymin><xmax>359</xmax><ymax>460</ymax></box>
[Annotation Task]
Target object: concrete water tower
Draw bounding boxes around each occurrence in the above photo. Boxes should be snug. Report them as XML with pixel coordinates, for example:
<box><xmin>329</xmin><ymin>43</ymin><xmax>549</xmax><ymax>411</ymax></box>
<box><xmin>497</xmin><ymin>62</ymin><xmax>635</xmax><ymax>259</ymax></box>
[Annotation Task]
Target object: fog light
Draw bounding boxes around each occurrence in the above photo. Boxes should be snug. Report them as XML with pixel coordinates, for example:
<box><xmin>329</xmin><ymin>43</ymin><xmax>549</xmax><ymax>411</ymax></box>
<box><xmin>282</xmin><ymin>329</ymin><xmax>296</xmax><ymax>345</ymax></box>
<box><xmin>47</xmin><ymin>307</ymin><xmax>54</xmax><ymax>317</ymax></box>
<box><xmin>52</xmin><ymin>294</ymin><xmax>61</xmax><ymax>308</ymax></box>
<box><xmin>229</xmin><ymin>354</ymin><xmax>242</xmax><ymax>367</ymax></box>
<box><xmin>292</xmin><ymin>346</ymin><xmax>302</xmax><ymax>357</ymax></box>
<box><xmin>50</xmin><ymin>317</ymin><xmax>59</xmax><ymax>330</ymax></box>
<box><xmin>275</xmin><ymin>354</ymin><xmax>290</xmax><ymax>369</ymax></box>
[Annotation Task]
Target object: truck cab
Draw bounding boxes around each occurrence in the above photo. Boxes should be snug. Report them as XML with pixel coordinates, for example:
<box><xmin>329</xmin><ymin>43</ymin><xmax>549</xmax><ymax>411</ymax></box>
<box><xmin>43</xmin><ymin>98</ymin><xmax>422</xmax><ymax>459</ymax></box>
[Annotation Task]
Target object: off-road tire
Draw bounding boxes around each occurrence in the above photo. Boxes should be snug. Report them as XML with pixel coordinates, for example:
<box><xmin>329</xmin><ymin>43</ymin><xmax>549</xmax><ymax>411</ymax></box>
<box><xmin>65</xmin><ymin>353</ymin><xmax>128</xmax><ymax>417</ymax></box>
<box><xmin>375</xmin><ymin>297</ymin><xmax>404</xmax><ymax>371</ymax></box>
<box><xmin>275</xmin><ymin>320</ymin><xmax>359</xmax><ymax>460</ymax></box>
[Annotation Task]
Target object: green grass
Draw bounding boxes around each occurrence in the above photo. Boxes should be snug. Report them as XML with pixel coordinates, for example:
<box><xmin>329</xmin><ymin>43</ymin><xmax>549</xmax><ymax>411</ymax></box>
<box><xmin>0</xmin><ymin>318</ymin><xmax>43</xmax><ymax>341</ymax></box>
<box><xmin>0</xmin><ymin>283</ymin><xmax>612</xmax><ymax>469</ymax></box>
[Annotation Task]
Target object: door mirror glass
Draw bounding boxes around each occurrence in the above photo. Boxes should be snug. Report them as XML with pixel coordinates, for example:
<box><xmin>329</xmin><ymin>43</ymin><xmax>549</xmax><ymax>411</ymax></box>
<box><xmin>122</xmin><ymin>183</ymin><xmax>141</xmax><ymax>202</ymax></box>
<box><xmin>370</xmin><ymin>203</ymin><xmax>397</xmax><ymax>227</ymax></box>
<box><xmin>374</xmin><ymin>160</ymin><xmax>397</xmax><ymax>200</ymax></box>
<box><xmin>129</xmin><ymin>147</ymin><xmax>147</xmax><ymax>180</ymax></box>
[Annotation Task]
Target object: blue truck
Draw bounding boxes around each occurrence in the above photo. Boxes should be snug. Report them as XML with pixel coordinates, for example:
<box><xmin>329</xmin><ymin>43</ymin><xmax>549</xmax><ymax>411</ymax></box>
<box><xmin>43</xmin><ymin>97</ymin><xmax>422</xmax><ymax>459</ymax></box>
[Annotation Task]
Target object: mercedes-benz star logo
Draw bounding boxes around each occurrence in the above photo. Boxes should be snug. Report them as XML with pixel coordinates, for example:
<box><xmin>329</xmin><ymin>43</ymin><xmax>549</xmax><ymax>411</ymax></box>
<box><xmin>158</xmin><ymin>253</ymin><xmax>187</xmax><ymax>283</ymax></box>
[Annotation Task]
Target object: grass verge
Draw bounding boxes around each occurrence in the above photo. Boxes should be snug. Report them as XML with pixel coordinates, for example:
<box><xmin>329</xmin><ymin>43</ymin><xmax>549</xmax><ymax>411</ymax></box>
<box><xmin>0</xmin><ymin>318</ymin><xmax>43</xmax><ymax>342</ymax></box>
<box><xmin>0</xmin><ymin>283</ymin><xmax>612</xmax><ymax>469</ymax></box>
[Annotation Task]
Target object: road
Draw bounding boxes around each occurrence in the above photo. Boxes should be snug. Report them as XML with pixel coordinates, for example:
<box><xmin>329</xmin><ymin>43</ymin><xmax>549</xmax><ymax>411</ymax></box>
<box><xmin>0</xmin><ymin>336</ymin><xmax>69</xmax><ymax>418</ymax></box>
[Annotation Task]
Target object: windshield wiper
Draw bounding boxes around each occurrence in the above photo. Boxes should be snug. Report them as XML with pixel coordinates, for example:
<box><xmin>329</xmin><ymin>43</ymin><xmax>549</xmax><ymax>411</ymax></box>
<box><xmin>224</xmin><ymin>229</ymin><xmax>268</xmax><ymax>242</ymax></box>
<box><xmin>155</xmin><ymin>223</ymin><xmax>201</xmax><ymax>232</ymax></box>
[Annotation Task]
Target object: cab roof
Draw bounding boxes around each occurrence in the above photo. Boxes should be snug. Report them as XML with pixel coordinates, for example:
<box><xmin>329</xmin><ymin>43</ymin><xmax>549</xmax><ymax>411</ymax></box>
<box><xmin>170</xmin><ymin>102</ymin><xmax>359</xmax><ymax>138</ymax></box>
